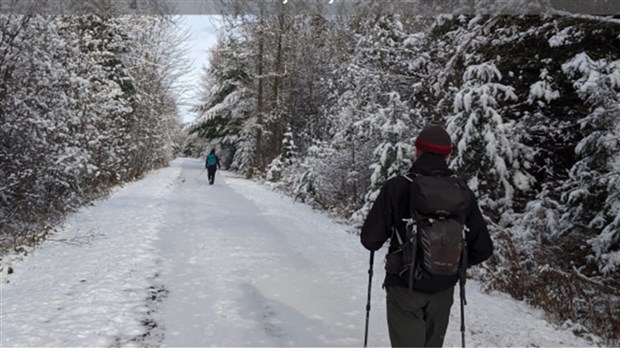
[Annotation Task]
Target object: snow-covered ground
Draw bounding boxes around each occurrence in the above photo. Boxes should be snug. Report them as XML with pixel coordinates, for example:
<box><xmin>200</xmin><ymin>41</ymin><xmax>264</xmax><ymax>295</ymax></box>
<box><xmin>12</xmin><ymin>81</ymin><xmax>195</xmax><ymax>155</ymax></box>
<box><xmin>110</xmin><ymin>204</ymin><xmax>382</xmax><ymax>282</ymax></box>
<box><xmin>1</xmin><ymin>158</ymin><xmax>599</xmax><ymax>347</ymax></box>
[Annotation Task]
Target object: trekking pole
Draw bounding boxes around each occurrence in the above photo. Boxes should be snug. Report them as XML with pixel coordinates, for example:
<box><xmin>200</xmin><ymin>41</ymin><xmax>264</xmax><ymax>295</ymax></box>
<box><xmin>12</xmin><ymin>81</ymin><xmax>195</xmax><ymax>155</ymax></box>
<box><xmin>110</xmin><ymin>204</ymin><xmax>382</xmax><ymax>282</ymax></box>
<box><xmin>197</xmin><ymin>169</ymin><xmax>206</xmax><ymax>178</ymax></box>
<box><xmin>460</xmin><ymin>278</ymin><xmax>467</xmax><ymax>348</ymax></box>
<box><xmin>460</xmin><ymin>227</ymin><xmax>469</xmax><ymax>348</ymax></box>
<box><xmin>363</xmin><ymin>250</ymin><xmax>375</xmax><ymax>348</ymax></box>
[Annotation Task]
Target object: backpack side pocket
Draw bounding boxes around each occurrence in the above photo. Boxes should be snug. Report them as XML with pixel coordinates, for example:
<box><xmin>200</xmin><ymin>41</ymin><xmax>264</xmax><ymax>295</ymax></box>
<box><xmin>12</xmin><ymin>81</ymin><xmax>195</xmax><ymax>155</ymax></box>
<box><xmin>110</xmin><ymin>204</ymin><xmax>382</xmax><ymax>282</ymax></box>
<box><xmin>385</xmin><ymin>250</ymin><xmax>403</xmax><ymax>275</ymax></box>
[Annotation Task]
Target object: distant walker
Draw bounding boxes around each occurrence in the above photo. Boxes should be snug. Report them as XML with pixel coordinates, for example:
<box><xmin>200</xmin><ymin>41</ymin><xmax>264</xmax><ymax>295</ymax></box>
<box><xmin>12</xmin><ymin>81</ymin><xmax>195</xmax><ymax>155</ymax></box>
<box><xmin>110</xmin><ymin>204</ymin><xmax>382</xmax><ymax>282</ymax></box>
<box><xmin>205</xmin><ymin>149</ymin><xmax>221</xmax><ymax>185</ymax></box>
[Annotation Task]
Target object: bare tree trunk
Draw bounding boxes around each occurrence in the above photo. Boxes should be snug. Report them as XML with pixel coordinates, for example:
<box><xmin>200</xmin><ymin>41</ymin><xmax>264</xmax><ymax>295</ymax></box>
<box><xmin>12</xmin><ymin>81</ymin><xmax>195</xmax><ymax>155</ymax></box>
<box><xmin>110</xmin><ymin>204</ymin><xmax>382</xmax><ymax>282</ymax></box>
<box><xmin>269</xmin><ymin>14</ymin><xmax>286</xmax><ymax>162</ymax></box>
<box><xmin>352</xmin><ymin>141</ymin><xmax>358</xmax><ymax>203</ymax></box>
<box><xmin>255</xmin><ymin>17</ymin><xmax>265</xmax><ymax>172</ymax></box>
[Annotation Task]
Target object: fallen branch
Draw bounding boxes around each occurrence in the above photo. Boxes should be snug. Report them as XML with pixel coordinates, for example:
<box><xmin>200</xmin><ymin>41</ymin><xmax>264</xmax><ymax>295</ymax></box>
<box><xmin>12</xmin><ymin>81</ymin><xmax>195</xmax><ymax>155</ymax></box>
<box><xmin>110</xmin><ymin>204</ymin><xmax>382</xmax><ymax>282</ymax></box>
<box><xmin>571</xmin><ymin>265</ymin><xmax>615</xmax><ymax>292</ymax></box>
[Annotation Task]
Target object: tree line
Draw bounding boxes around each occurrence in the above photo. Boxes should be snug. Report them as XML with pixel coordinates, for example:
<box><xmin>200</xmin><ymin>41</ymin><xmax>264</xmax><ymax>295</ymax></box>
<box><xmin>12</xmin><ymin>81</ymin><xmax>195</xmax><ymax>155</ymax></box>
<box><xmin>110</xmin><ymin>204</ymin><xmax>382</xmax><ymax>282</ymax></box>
<box><xmin>1</xmin><ymin>2</ymin><xmax>186</xmax><ymax>254</ymax></box>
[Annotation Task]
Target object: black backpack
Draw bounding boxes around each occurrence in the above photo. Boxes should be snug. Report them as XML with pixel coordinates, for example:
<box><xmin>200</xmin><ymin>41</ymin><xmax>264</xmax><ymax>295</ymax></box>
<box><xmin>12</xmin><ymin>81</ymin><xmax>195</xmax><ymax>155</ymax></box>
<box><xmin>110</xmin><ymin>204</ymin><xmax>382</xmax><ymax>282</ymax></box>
<box><xmin>386</xmin><ymin>172</ymin><xmax>472</xmax><ymax>289</ymax></box>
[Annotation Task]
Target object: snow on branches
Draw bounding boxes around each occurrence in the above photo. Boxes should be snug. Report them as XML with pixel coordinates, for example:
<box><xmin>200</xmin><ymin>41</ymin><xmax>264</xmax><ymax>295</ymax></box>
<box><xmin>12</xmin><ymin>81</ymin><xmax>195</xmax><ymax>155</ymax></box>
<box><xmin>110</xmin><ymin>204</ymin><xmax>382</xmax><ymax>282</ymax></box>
<box><xmin>561</xmin><ymin>52</ymin><xmax>620</xmax><ymax>275</ymax></box>
<box><xmin>1</xmin><ymin>14</ymin><xmax>184</xmax><ymax>251</ymax></box>
<box><xmin>448</xmin><ymin>62</ymin><xmax>534</xmax><ymax>213</ymax></box>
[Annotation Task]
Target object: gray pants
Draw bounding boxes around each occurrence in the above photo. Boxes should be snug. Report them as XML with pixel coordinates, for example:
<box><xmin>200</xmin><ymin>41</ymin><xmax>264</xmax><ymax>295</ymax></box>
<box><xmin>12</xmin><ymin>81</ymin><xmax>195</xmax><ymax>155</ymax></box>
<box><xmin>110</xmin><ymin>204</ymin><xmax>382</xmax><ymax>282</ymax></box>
<box><xmin>386</xmin><ymin>286</ymin><xmax>454</xmax><ymax>347</ymax></box>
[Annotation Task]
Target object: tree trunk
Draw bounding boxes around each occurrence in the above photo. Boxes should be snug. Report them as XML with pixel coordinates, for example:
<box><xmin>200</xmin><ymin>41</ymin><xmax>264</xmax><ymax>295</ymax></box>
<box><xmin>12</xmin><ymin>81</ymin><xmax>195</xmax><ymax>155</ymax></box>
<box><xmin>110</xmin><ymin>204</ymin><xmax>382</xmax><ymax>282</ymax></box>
<box><xmin>269</xmin><ymin>14</ymin><xmax>286</xmax><ymax>163</ymax></box>
<box><xmin>255</xmin><ymin>17</ymin><xmax>265</xmax><ymax>172</ymax></box>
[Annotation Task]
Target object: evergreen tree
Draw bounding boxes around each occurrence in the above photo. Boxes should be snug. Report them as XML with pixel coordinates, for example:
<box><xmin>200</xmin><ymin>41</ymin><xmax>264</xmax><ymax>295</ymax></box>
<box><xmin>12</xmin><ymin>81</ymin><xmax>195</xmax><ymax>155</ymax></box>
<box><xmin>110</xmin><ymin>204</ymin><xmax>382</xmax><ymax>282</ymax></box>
<box><xmin>560</xmin><ymin>53</ymin><xmax>620</xmax><ymax>276</ymax></box>
<box><xmin>188</xmin><ymin>29</ymin><xmax>255</xmax><ymax>173</ymax></box>
<box><xmin>266</xmin><ymin>126</ymin><xmax>298</xmax><ymax>182</ymax></box>
<box><xmin>447</xmin><ymin>62</ymin><xmax>535</xmax><ymax>218</ymax></box>
<box><xmin>353</xmin><ymin>92</ymin><xmax>414</xmax><ymax>224</ymax></box>
<box><xmin>324</xmin><ymin>15</ymin><xmax>419</xmax><ymax>217</ymax></box>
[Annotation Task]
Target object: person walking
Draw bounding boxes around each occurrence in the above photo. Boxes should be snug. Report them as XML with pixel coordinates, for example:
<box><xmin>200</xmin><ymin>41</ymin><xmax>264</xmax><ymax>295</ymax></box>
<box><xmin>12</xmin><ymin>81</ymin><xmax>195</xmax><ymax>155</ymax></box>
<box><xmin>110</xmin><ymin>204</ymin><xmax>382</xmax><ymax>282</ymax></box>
<box><xmin>361</xmin><ymin>125</ymin><xmax>493</xmax><ymax>347</ymax></box>
<box><xmin>205</xmin><ymin>148</ymin><xmax>221</xmax><ymax>185</ymax></box>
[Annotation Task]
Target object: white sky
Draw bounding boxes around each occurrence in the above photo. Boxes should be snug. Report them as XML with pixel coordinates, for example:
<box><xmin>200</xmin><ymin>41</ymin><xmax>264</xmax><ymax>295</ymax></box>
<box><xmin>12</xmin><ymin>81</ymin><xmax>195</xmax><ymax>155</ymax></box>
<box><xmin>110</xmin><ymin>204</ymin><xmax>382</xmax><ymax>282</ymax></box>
<box><xmin>1</xmin><ymin>158</ymin><xmax>602</xmax><ymax>347</ymax></box>
<box><xmin>177</xmin><ymin>15</ymin><xmax>221</xmax><ymax>124</ymax></box>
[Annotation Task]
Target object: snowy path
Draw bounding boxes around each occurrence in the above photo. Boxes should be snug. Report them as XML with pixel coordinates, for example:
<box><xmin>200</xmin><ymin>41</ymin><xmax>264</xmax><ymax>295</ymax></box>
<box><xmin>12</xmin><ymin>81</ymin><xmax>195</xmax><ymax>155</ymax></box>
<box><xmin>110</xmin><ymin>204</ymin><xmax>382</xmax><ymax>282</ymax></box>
<box><xmin>1</xmin><ymin>158</ymin><xmax>597</xmax><ymax>347</ymax></box>
<box><xmin>155</xmin><ymin>159</ymin><xmax>368</xmax><ymax>346</ymax></box>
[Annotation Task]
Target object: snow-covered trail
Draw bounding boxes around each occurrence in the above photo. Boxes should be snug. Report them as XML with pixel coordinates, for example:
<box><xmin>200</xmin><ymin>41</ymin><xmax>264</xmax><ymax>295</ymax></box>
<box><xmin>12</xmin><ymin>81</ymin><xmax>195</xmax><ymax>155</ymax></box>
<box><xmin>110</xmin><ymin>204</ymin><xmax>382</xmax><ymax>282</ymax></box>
<box><xmin>155</xmin><ymin>159</ymin><xmax>370</xmax><ymax>346</ymax></box>
<box><xmin>1</xmin><ymin>158</ymin><xmax>596</xmax><ymax>347</ymax></box>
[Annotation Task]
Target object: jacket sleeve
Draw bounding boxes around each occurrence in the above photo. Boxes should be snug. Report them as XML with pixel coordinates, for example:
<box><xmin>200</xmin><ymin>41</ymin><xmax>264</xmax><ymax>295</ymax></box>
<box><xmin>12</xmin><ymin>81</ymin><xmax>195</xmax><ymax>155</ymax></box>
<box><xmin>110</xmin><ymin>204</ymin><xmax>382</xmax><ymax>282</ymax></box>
<box><xmin>465</xmin><ymin>197</ymin><xmax>494</xmax><ymax>267</ymax></box>
<box><xmin>360</xmin><ymin>184</ymin><xmax>392</xmax><ymax>251</ymax></box>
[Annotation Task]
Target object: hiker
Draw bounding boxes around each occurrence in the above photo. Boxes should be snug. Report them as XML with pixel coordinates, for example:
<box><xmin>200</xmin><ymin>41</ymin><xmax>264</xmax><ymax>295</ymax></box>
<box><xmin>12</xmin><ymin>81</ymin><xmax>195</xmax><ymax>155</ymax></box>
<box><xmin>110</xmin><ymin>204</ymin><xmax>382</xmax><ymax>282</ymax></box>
<box><xmin>361</xmin><ymin>125</ymin><xmax>493</xmax><ymax>347</ymax></box>
<box><xmin>205</xmin><ymin>148</ymin><xmax>221</xmax><ymax>185</ymax></box>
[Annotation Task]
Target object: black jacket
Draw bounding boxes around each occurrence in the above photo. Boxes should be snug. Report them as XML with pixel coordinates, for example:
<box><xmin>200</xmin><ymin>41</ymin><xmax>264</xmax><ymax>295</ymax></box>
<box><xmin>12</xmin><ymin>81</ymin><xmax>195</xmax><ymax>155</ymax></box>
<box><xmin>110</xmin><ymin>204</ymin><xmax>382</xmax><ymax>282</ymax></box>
<box><xmin>360</xmin><ymin>152</ymin><xmax>493</xmax><ymax>293</ymax></box>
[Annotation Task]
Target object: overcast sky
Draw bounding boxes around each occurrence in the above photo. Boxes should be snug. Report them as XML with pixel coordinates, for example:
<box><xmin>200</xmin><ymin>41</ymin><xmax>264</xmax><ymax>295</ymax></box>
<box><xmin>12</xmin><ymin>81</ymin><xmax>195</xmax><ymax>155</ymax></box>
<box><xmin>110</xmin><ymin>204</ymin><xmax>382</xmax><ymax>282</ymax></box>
<box><xmin>177</xmin><ymin>15</ymin><xmax>221</xmax><ymax>124</ymax></box>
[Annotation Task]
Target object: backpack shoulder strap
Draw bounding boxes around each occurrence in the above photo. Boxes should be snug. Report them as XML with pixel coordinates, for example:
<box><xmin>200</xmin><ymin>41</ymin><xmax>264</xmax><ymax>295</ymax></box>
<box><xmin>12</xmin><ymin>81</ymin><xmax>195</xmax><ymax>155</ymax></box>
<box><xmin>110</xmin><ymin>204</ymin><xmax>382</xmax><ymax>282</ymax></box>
<box><xmin>450</xmin><ymin>174</ymin><xmax>470</xmax><ymax>191</ymax></box>
<box><xmin>445</xmin><ymin>174</ymin><xmax>473</xmax><ymax>224</ymax></box>
<box><xmin>402</xmin><ymin>172</ymin><xmax>421</xmax><ymax>182</ymax></box>
<box><xmin>402</xmin><ymin>172</ymin><xmax>422</xmax><ymax>226</ymax></box>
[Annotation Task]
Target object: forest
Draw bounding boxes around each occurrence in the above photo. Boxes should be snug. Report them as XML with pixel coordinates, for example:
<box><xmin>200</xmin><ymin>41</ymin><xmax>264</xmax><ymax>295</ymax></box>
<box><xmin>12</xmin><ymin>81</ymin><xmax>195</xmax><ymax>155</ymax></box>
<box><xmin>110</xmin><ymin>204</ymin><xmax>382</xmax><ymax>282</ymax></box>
<box><xmin>184</xmin><ymin>1</ymin><xmax>620</xmax><ymax>343</ymax></box>
<box><xmin>0</xmin><ymin>2</ymin><xmax>186</xmax><ymax>251</ymax></box>
<box><xmin>0</xmin><ymin>0</ymin><xmax>618</xmax><ymax>344</ymax></box>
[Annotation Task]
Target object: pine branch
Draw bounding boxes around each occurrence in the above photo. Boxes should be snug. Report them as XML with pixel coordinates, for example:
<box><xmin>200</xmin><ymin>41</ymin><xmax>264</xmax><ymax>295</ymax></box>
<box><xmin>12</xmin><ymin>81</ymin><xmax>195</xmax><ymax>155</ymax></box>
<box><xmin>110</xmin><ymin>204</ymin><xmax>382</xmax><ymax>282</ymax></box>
<box><xmin>550</xmin><ymin>10</ymin><xmax>620</xmax><ymax>26</ymax></box>
<box><xmin>433</xmin><ymin>15</ymin><xmax>501</xmax><ymax>95</ymax></box>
